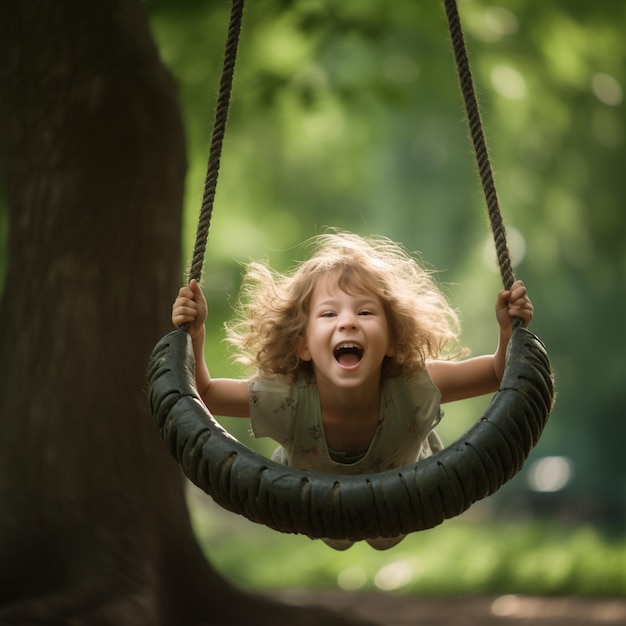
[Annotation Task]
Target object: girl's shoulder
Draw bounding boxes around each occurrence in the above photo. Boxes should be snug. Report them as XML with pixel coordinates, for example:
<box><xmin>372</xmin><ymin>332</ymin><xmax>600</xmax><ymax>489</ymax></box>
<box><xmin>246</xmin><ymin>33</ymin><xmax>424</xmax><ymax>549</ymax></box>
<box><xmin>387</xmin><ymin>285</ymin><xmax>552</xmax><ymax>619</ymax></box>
<box><xmin>250</xmin><ymin>372</ymin><xmax>316</xmax><ymax>413</ymax></box>
<box><xmin>382</xmin><ymin>369</ymin><xmax>442</xmax><ymax>426</ymax></box>
<box><xmin>384</xmin><ymin>367</ymin><xmax>440</xmax><ymax>397</ymax></box>
<box><xmin>249</xmin><ymin>373</ymin><xmax>318</xmax><ymax>443</ymax></box>
<box><xmin>251</xmin><ymin>371</ymin><xmax>312</xmax><ymax>392</ymax></box>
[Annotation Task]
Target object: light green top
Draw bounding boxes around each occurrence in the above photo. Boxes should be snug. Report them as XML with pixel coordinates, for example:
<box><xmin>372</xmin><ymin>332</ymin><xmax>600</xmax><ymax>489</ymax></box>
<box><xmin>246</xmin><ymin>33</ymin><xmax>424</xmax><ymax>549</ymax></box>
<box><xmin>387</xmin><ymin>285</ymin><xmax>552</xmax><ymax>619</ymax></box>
<box><xmin>249</xmin><ymin>369</ymin><xmax>443</xmax><ymax>475</ymax></box>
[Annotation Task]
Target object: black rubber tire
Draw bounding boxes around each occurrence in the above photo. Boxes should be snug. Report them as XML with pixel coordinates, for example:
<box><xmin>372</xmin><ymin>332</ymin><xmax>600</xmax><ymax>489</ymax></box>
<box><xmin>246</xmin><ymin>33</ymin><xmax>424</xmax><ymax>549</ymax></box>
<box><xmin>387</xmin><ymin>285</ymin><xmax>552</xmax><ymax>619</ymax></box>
<box><xmin>147</xmin><ymin>326</ymin><xmax>554</xmax><ymax>540</ymax></box>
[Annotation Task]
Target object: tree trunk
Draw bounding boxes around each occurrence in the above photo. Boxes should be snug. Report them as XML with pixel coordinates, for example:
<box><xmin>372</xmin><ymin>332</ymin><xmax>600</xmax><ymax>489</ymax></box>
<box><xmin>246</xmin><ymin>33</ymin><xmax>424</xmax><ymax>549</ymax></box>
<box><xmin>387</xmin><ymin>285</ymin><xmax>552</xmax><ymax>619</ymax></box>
<box><xmin>0</xmin><ymin>2</ymin><xmax>369</xmax><ymax>624</ymax></box>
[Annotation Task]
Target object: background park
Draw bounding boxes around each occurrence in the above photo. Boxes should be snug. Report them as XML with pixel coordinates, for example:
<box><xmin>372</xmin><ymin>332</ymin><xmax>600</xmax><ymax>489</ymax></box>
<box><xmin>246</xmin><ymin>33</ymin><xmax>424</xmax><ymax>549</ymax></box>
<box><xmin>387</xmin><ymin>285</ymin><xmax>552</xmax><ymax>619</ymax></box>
<box><xmin>0</xmin><ymin>0</ymin><xmax>625</xmax><ymax>624</ymax></box>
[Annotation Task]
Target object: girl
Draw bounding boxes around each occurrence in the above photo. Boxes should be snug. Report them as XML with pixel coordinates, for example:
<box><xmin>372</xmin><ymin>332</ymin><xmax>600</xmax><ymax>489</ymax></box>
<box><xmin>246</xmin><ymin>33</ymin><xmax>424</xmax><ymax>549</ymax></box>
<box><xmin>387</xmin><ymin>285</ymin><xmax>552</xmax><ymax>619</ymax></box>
<box><xmin>172</xmin><ymin>232</ymin><xmax>533</xmax><ymax>549</ymax></box>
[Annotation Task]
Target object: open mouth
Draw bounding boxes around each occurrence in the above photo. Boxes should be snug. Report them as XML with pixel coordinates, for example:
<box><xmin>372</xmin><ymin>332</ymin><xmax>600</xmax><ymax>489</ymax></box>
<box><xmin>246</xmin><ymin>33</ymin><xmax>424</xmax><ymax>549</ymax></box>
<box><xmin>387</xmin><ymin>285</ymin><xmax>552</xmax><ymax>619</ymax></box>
<box><xmin>333</xmin><ymin>343</ymin><xmax>364</xmax><ymax>367</ymax></box>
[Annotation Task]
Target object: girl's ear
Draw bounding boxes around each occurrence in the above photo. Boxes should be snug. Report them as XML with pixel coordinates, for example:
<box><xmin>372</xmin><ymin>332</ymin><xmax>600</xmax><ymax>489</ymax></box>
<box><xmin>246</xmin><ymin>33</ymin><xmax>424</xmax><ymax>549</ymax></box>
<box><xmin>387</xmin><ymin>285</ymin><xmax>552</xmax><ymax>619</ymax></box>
<box><xmin>297</xmin><ymin>335</ymin><xmax>311</xmax><ymax>361</ymax></box>
<box><xmin>385</xmin><ymin>344</ymin><xmax>395</xmax><ymax>358</ymax></box>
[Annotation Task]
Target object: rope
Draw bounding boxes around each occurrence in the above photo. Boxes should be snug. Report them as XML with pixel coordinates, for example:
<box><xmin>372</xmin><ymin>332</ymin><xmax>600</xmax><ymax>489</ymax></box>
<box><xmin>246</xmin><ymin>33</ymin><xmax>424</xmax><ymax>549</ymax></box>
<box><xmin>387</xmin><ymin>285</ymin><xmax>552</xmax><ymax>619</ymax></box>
<box><xmin>187</xmin><ymin>0</ymin><xmax>245</xmax><ymax>284</ymax></box>
<box><xmin>442</xmin><ymin>0</ymin><xmax>517</xmax><ymax>296</ymax></box>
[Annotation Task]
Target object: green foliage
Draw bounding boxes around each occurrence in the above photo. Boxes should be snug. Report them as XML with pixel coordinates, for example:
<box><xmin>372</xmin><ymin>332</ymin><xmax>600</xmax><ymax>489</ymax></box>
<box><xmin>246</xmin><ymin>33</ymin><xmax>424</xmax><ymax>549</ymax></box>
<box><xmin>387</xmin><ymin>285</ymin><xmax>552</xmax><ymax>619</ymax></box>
<box><xmin>189</xmin><ymin>500</ymin><xmax>626</xmax><ymax>596</ymax></box>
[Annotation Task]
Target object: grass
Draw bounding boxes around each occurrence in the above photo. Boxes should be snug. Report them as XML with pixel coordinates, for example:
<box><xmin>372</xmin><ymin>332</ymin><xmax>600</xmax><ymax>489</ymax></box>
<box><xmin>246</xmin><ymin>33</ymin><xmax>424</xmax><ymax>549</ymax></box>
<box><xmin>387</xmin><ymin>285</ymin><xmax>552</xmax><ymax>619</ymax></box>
<box><xmin>188</xmin><ymin>488</ymin><xmax>626</xmax><ymax>598</ymax></box>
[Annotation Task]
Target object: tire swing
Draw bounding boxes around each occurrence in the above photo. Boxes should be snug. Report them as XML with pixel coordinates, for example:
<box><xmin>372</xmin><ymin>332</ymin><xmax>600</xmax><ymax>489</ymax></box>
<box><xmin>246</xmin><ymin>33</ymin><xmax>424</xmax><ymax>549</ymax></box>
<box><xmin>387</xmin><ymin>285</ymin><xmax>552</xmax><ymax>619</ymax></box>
<box><xmin>147</xmin><ymin>0</ymin><xmax>555</xmax><ymax>541</ymax></box>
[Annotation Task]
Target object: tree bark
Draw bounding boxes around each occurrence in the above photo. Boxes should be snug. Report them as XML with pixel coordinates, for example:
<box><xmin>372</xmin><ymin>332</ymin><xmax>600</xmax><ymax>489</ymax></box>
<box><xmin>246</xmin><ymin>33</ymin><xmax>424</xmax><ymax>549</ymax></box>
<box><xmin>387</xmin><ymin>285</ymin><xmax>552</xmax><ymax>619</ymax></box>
<box><xmin>0</xmin><ymin>1</ymin><xmax>369</xmax><ymax>624</ymax></box>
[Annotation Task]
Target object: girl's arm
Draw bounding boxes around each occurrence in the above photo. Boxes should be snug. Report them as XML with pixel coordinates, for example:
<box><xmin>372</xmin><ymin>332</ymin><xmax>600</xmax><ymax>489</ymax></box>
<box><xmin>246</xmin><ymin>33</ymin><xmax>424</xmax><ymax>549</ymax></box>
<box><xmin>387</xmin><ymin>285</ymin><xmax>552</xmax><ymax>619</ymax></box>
<box><xmin>427</xmin><ymin>280</ymin><xmax>533</xmax><ymax>404</ymax></box>
<box><xmin>172</xmin><ymin>279</ymin><xmax>251</xmax><ymax>418</ymax></box>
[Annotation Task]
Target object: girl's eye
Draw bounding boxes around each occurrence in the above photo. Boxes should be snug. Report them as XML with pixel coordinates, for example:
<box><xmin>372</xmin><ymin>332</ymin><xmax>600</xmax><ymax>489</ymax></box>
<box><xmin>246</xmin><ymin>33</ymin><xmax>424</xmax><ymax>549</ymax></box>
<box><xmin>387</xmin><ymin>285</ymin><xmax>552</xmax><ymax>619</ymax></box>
<box><xmin>358</xmin><ymin>310</ymin><xmax>374</xmax><ymax>316</ymax></box>
<box><xmin>320</xmin><ymin>311</ymin><xmax>336</xmax><ymax>318</ymax></box>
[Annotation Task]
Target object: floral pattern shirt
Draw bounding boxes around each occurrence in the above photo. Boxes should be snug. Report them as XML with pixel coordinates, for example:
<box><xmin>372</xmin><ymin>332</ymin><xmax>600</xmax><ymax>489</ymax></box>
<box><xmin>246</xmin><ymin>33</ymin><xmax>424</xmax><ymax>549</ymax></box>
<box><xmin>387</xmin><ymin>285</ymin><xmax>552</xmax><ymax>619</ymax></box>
<box><xmin>249</xmin><ymin>369</ymin><xmax>443</xmax><ymax>475</ymax></box>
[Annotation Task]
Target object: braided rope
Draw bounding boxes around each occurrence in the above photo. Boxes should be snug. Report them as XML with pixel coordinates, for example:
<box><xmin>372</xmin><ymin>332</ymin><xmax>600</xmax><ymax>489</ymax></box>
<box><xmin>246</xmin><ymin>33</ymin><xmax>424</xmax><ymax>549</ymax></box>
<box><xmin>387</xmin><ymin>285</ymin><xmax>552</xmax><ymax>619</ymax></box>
<box><xmin>443</xmin><ymin>0</ymin><xmax>516</xmax><ymax>294</ymax></box>
<box><xmin>187</xmin><ymin>0</ymin><xmax>244</xmax><ymax>284</ymax></box>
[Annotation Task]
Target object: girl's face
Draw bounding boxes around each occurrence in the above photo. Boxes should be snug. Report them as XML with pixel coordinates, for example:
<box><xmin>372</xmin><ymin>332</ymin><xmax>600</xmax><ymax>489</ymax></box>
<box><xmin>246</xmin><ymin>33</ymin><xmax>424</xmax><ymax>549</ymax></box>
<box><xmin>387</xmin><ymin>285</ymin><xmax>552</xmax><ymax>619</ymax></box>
<box><xmin>298</xmin><ymin>273</ymin><xmax>394</xmax><ymax>392</ymax></box>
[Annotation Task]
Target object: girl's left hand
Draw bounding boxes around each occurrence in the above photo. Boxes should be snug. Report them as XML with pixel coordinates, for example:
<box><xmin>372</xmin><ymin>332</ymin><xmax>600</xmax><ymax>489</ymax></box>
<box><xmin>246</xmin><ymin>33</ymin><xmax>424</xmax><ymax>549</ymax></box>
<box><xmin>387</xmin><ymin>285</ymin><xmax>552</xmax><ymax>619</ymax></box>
<box><xmin>496</xmin><ymin>280</ymin><xmax>533</xmax><ymax>331</ymax></box>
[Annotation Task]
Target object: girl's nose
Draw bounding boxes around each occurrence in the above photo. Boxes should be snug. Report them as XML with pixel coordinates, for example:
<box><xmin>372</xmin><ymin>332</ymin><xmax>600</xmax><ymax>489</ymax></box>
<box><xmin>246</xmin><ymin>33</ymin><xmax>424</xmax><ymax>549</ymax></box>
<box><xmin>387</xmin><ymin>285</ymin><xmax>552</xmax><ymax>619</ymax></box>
<box><xmin>338</xmin><ymin>313</ymin><xmax>358</xmax><ymax>330</ymax></box>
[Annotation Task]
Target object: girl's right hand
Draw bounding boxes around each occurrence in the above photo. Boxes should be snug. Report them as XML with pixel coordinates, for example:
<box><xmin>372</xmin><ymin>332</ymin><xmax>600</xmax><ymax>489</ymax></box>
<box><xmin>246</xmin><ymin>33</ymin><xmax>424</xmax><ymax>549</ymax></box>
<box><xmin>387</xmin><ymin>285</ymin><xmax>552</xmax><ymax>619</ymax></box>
<box><xmin>172</xmin><ymin>279</ymin><xmax>208</xmax><ymax>339</ymax></box>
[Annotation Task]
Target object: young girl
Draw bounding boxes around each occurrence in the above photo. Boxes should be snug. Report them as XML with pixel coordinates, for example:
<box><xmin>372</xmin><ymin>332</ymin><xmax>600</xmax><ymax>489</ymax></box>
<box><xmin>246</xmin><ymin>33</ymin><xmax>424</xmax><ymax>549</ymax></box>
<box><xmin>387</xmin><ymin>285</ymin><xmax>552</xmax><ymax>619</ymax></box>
<box><xmin>172</xmin><ymin>231</ymin><xmax>533</xmax><ymax>550</ymax></box>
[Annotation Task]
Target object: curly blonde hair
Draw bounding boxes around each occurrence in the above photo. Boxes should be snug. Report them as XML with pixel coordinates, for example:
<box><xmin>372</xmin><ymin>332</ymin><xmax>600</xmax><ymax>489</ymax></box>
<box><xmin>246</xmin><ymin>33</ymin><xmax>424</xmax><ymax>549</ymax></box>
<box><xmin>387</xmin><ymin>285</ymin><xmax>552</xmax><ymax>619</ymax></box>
<box><xmin>226</xmin><ymin>231</ymin><xmax>462</xmax><ymax>380</ymax></box>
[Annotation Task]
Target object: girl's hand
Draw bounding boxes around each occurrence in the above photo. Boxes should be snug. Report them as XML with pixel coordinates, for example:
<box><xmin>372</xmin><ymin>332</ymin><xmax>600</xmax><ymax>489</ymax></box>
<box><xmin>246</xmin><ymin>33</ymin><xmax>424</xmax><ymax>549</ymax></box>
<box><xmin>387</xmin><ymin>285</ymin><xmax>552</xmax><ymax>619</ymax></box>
<box><xmin>496</xmin><ymin>280</ymin><xmax>533</xmax><ymax>333</ymax></box>
<box><xmin>172</xmin><ymin>279</ymin><xmax>208</xmax><ymax>339</ymax></box>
